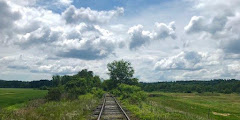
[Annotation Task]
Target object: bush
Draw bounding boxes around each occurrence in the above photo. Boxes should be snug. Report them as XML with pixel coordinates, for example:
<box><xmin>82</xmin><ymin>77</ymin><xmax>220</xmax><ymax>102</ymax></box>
<box><xmin>39</xmin><ymin>86</ymin><xmax>48</xmax><ymax>90</ymax></box>
<box><xmin>46</xmin><ymin>87</ymin><xmax>63</xmax><ymax>101</ymax></box>
<box><xmin>91</xmin><ymin>87</ymin><xmax>105</xmax><ymax>98</ymax></box>
<box><xmin>112</xmin><ymin>84</ymin><xmax>147</xmax><ymax>104</ymax></box>
<box><xmin>64</xmin><ymin>79</ymin><xmax>88</xmax><ymax>99</ymax></box>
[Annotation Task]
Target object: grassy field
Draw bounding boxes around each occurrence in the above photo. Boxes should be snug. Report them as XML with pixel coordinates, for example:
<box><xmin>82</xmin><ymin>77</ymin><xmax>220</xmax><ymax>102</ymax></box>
<box><xmin>123</xmin><ymin>92</ymin><xmax>240</xmax><ymax>120</ymax></box>
<box><xmin>0</xmin><ymin>93</ymin><xmax>100</xmax><ymax>120</ymax></box>
<box><xmin>0</xmin><ymin>88</ymin><xmax>47</xmax><ymax>109</ymax></box>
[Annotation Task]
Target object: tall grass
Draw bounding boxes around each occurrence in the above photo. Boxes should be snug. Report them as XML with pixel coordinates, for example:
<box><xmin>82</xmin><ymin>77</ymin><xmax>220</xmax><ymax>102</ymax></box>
<box><xmin>122</xmin><ymin>92</ymin><xmax>240</xmax><ymax>120</ymax></box>
<box><xmin>0</xmin><ymin>93</ymin><xmax>100</xmax><ymax>120</ymax></box>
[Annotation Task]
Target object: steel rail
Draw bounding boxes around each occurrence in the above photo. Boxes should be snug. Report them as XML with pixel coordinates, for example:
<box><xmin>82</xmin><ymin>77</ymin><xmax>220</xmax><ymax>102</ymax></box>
<box><xmin>97</xmin><ymin>94</ymin><xmax>106</xmax><ymax>120</ymax></box>
<box><xmin>97</xmin><ymin>94</ymin><xmax>130</xmax><ymax>120</ymax></box>
<box><xmin>112</xmin><ymin>95</ymin><xmax>131</xmax><ymax>120</ymax></box>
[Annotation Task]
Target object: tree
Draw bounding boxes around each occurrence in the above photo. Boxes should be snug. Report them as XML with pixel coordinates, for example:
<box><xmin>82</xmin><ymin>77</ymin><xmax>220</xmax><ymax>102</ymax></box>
<box><xmin>107</xmin><ymin>60</ymin><xmax>138</xmax><ymax>88</ymax></box>
<box><xmin>52</xmin><ymin>75</ymin><xmax>61</xmax><ymax>87</ymax></box>
<box><xmin>77</xmin><ymin>69</ymin><xmax>94</xmax><ymax>78</ymax></box>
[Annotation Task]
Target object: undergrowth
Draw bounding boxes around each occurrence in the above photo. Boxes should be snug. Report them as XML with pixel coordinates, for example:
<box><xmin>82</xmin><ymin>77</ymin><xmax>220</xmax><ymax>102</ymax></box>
<box><xmin>0</xmin><ymin>93</ymin><xmax>100</xmax><ymax>120</ymax></box>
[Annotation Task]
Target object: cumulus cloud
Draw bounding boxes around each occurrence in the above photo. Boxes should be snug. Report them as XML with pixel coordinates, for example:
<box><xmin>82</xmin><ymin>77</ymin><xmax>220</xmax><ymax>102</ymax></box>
<box><xmin>0</xmin><ymin>1</ymin><xmax>123</xmax><ymax>60</ymax></box>
<box><xmin>154</xmin><ymin>21</ymin><xmax>176</xmax><ymax>39</ymax></box>
<box><xmin>184</xmin><ymin>13</ymin><xmax>240</xmax><ymax>55</ymax></box>
<box><xmin>184</xmin><ymin>15</ymin><xmax>227</xmax><ymax>34</ymax></box>
<box><xmin>155</xmin><ymin>51</ymin><xmax>202</xmax><ymax>71</ymax></box>
<box><xmin>18</xmin><ymin>27</ymin><xmax>62</xmax><ymax>49</ymax></box>
<box><xmin>0</xmin><ymin>0</ymin><xmax>21</xmax><ymax>44</ymax></box>
<box><xmin>1</xmin><ymin>0</ymin><xmax>240</xmax><ymax>81</ymax></box>
<box><xmin>185</xmin><ymin>0</ymin><xmax>240</xmax><ymax>35</ymax></box>
<box><xmin>52</xmin><ymin>24</ymin><xmax>119</xmax><ymax>60</ymax></box>
<box><xmin>128</xmin><ymin>21</ymin><xmax>176</xmax><ymax>49</ymax></box>
<box><xmin>185</xmin><ymin>0</ymin><xmax>240</xmax><ymax>56</ymax></box>
<box><xmin>184</xmin><ymin>16</ymin><xmax>205</xmax><ymax>34</ymax></box>
<box><xmin>218</xmin><ymin>13</ymin><xmax>240</xmax><ymax>54</ymax></box>
<box><xmin>62</xmin><ymin>5</ymin><xmax>124</xmax><ymax>24</ymax></box>
<box><xmin>154</xmin><ymin>51</ymin><xmax>204</xmax><ymax>70</ymax></box>
<box><xmin>128</xmin><ymin>25</ymin><xmax>153</xmax><ymax>49</ymax></box>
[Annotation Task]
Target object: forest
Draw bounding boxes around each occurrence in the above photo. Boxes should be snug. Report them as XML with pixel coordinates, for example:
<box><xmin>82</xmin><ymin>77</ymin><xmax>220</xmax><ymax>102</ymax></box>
<box><xmin>140</xmin><ymin>79</ymin><xmax>240</xmax><ymax>94</ymax></box>
<box><xmin>0</xmin><ymin>79</ymin><xmax>51</xmax><ymax>88</ymax></box>
<box><xmin>1</xmin><ymin>78</ymin><xmax>240</xmax><ymax>94</ymax></box>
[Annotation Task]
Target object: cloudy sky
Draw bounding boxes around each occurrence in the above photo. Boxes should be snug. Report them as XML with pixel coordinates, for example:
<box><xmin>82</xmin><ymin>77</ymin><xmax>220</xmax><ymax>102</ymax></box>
<box><xmin>0</xmin><ymin>0</ymin><xmax>240</xmax><ymax>82</ymax></box>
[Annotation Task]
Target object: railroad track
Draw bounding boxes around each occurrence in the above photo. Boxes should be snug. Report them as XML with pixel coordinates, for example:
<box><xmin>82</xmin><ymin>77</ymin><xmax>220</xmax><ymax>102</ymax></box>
<box><xmin>91</xmin><ymin>93</ymin><xmax>130</xmax><ymax>120</ymax></box>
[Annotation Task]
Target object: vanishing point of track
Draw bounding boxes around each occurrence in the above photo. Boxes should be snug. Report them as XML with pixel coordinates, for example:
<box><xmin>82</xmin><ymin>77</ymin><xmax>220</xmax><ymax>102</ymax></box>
<box><xmin>94</xmin><ymin>93</ymin><xmax>131</xmax><ymax>120</ymax></box>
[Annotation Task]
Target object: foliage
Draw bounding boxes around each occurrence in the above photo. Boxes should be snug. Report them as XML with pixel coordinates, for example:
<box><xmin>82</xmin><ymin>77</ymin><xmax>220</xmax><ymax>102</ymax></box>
<box><xmin>64</xmin><ymin>77</ymin><xmax>88</xmax><ymax>99</ymax></box>
<box><xmin>107</xmin><ymin>60</ymin><xmax>138</xmax><ymax>89</ymax></box>
<box><xmin>47</xmin><ymin>69</ymin><xmax>103</xmax><ymax>100</ymax></box>
<box><xmin>0</xmin><ymin>80</ymin><xmax>52</xmax><ymax>88</ymax></box>
<box><xmin>46</xmin><ymin>87</ymin><xmax>64</xmax><ymax>101</ymax></box>
<box><xmin>112</xmin><ymin>84</ymin><xmax>147</xmax><ymax>104</ymax></box>
<box><xmin>39</xmin><ymin>85</ymin><xmax>48</xmax><ymax>90</ymax></box>
<box><xmin>102</xmin><ymin>79</ymin><xmax>116</xmax><ymax>91</ymax></box>
<box><xmin>90</xmin><ymin>87</ymin><xmax>105</xmax><ymax>98</ymax></box>
<box><xmin>140</xmin><ymin>79</ymin><xmax>240</xmax><ymax>94</ymax></box>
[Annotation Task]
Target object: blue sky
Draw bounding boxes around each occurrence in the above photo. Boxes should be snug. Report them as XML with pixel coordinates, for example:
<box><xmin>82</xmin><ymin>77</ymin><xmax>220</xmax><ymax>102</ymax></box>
<box><xmin>0</xmin><ymin>0</ymin><xmax>240</xmax><ymax>81</ymax></box>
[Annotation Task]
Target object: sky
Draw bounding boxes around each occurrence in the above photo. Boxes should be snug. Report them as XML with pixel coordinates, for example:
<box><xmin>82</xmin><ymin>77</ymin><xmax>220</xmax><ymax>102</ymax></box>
<box><xmin>0</xmin><ymin>0</ymin><xmax>240</xmax><ymax>82</ymax></box>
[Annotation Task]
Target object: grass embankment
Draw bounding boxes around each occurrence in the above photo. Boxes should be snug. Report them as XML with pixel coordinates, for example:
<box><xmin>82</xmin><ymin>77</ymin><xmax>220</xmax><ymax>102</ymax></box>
<box><xmin>122</xmin><ymin>92</ymin><xmax>240</xmax><ymax>120</ymax></box>
<box><xmin>0</xmin><ymin>88</ymin><xmax>47</xmax><ymax>109</ymax></box>
<box><xmin>0</xmin><ymin>88</ymin><xmax>100</xmax><ymax>120</ymax></box>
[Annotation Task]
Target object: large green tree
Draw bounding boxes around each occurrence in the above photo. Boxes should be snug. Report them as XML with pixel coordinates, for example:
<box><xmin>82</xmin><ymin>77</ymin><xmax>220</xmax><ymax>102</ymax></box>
<box><xmin>107</xmin><ymin>60</ymin><xmax>138</xmax><ymax>88</ymax></box>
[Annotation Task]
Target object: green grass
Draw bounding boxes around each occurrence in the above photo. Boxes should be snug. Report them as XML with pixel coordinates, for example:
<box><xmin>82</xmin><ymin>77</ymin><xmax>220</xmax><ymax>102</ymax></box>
<box><xmin>0</xmin><ymin>88</ymin><xmax>48</xmax><ymax>109</ymax></box>
<box><xmin>0</xmin><ymin>93</ymin><xmax>100</xmax><ymax>120</ymax></box>
<box><xmin>122</xmin><ymin>92</ymin><xmax>240</xmax><ymax>120</ymax></box>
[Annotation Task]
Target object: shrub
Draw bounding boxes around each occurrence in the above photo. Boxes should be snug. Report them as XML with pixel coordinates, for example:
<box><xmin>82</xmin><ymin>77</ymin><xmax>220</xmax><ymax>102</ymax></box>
<box><xmin>64</xmin><ymin>78</ymin><xmax>87</xmax><ymax>99</ymax></box>
<box><xmin>112</xmin><ymin>84</ymin><xmax>147</xmax><ymax>104</ymax></box>
<box><xmin>46</xmin><ymin>87</ymin><xmax>63</xmax><ymax>101</ymax></box>
<box><xmin>91</xmin><ymin>87</ymin><xmax>105</xmax><ymax>98</ymax></box>
<box><xmin>39</xmin><ymin>86</ymin><xmax>48</xmax><ymax>90</ymax></box>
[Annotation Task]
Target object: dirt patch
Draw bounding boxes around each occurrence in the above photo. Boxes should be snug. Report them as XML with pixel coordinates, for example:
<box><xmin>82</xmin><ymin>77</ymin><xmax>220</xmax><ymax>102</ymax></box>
<box><xmin>212</xmin><ymin>112</ymin><xmax>230</xmax><ymax>116</ymax></box>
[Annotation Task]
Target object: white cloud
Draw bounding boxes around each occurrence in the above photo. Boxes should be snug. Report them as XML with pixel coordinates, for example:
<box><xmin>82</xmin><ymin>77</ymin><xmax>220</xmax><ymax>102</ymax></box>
<box><xmin>154</xmin><ymin>51</ymin><xmax>204</xmax><ymax>70</ymax></box>
<box><xmin>128</xmin><ymin>25</ymin><xmax>153</xmax><ymax>49</ymax></box>
<box><xmin>128</xmin><ymin>21</ymin><xmax>176</xmax><ymax>49</ymax></box>
<box><xmin>193</xmin><ymin>0</ymin><xmax>240</xmax><ymax>16</ymax></box>
<box><xmin>0</xmin><ymin>1</ymin><xmax>123</xmax><ymax>60</ymax></box>
<box><xmin>184</xmin><ymin>16</ymin><xmax>205</xmax><ymax>34</ymax></box>
<box><xmin>62</xmin><ymin>5</ymin><xmax>124</xmax><ymax>24</ymax></box>
<box><xmin>0</xmin><ymin>0</ymin><xmax>21</xmax><ymax>44</ymax></box>
<box><xmin>184</xmin><ymin>15</ymin><xmax>227</xmax><ymax>34</ymax></box>
<box><xmin>8</xmin><ymin>0</ymin><xmax>37</xmax><ymax>6</ymax></box>
<box><xmin>1</xmin><ymin>0</ymin><xmax>240</xmax><ymax>81</ymax></box>
<box><xmin>185</xmin><ymin>0</ymin><xmax>240</xmax><ymax>56</ymax></box>
<box><xmin>54</xmin><ymin>24</ymin><xmax>119</xmax><ymax>60</ymax></box>
<box><xmin>59</xmin><ymin>0</ymin><xmax>73</xmax><ymax>5</ymax></box>
<box><xmin>154</xmin><ymin>21</ymin><xmax>176</xmax><ymax>39</ymax></box>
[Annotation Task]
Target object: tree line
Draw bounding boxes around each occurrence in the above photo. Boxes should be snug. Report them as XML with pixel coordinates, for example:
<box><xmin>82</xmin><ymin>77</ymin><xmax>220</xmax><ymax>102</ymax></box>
<box><xmin>1</xmin><ymin>60</ymin><xmax>239</xmax><ymax>95</ymax></box>
<box><xmin>140</xmin><ymin>79</ymin><xmax>240</xmax><ymax>94</ymax></box>
<box><xmin>0</xmin><ymin>80</ymin><xmax>51</xmax><ymax>89</ymax></box>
